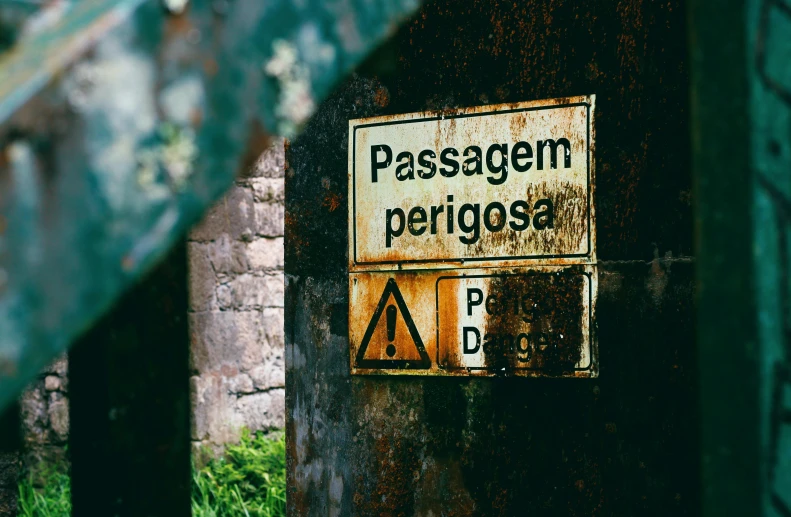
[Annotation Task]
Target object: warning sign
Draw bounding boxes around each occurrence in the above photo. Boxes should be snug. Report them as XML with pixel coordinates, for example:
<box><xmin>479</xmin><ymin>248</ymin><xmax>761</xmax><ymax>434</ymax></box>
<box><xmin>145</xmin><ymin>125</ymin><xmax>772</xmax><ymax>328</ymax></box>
<box><xmin>348</xmin><ymin>97</ymin><xmax>598</xmax><ymax>378</ymax></box>
<box><xmin>349</xmin><ymin>96</ymin><xmax>594</xmax><ymax>269</ymax></box>
<box><xmin>355</xmin><ymin>279</ymin><xmax>430</xmax><ymax>369</ymax></box>
<box><xmin>349</xmin><ymin>267</ymin><xmax>596</xmax><ymax>377</ymax></box>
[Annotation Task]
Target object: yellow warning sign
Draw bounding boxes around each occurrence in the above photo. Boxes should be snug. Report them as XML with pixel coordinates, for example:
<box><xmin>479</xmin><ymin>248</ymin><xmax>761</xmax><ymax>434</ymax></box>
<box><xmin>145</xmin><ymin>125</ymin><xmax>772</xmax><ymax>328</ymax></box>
<box><xmin>349</xmin><ymin>267</ymin><xmax>597</xmax><ymax>377</ymax></box>
<box><xmin>355</xmin><ymin>279</ymin><xmax>430</xmax><ymax>369</ymax></box>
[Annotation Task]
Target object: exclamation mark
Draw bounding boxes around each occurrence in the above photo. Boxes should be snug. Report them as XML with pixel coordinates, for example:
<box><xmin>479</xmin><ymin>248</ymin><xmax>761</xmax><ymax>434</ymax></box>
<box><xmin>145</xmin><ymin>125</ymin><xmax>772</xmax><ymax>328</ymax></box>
<box><xmin>385</xmin><ymin>305</ymin><xmax>397</xmax><ymax>357</ymax></box>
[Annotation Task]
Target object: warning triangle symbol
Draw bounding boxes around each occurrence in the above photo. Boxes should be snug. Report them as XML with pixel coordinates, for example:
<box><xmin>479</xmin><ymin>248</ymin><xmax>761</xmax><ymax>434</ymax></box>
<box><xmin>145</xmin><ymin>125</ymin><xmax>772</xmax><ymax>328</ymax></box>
<box><xmin>355</xmin><ymin>279</ymin><xmax>430</xmax><ymax>369</ymax></box>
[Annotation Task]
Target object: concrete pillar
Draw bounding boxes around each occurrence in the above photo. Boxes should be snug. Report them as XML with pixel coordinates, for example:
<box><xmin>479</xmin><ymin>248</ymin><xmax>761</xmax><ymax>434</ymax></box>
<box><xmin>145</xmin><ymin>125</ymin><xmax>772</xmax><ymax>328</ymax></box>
<box><xmin>286</xmin><ymin>1</ymin><xmax>698</xmax><ymax>515</ymax></box>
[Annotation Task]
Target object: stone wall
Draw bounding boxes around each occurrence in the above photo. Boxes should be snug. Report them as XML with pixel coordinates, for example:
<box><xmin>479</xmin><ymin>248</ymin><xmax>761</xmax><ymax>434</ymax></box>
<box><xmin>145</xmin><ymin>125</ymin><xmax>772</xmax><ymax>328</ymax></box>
<box><xmin>188</xmin><ymin>138</ymin><xmax>286</xmax><ymax>451</ymax></box>
<box><xmin>19</xmin><ymin>355</ymin><xmax>69</xmax><ymax>472</ymax></box>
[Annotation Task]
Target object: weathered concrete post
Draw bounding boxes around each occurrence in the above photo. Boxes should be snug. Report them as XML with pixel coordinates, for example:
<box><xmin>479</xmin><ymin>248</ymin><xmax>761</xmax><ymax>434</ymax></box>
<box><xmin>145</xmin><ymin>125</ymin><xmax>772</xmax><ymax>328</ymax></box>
<box><xmin>286</xmin><ymin>1</ymin><xmax>697</xmax><ymax>514</ymax></box>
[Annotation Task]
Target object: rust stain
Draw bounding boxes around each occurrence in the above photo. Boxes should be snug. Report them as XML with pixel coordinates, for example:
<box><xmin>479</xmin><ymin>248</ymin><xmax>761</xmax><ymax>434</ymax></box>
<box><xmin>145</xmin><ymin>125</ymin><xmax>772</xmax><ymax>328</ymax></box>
<box><xmin>412</xmin><ymin>457</ymin><xmax>475</xmax><ymax>516</ymax></box>
<box><xmin>480</xmin><ymin>270</ymin><xmax>585</xmax><ymax>375</ymax></box>
<box><xmin>349</xmin><ymin>380</ymin><xmax>428</xmax><ymax>516</ymax></box>
<box><xmin>285</xmin><ymin>206</ymin><xmax>312</xmax><ymax>262</ymax></box>
<box><xmin>357</xmin><ymin>435</ymin><xmax>418</xmax><ymax>516</ymax></box>
<box><xmin>437</xmin><ymin>274</ymin><xmax>460</xmax><ymax>371</ymax></box>
<box><xmin>323</xmin><ymin>191</ymin><xmax>342</xmax><ymax>212</ymax></box>
<box><xmin>373</xmin><ymin>86</ymin><xmax>390</xmax><ymax>108</ymax></box>
<box><xmin>473</xmin><ymin>182</ymin><xmax>589</xmax><ymax>260</ymax></box>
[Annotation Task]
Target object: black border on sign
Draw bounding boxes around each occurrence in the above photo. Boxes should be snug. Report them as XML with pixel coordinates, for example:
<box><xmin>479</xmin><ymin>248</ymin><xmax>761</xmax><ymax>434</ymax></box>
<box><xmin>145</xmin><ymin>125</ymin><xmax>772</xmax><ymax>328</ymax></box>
<box><xmin>434</xmin><ymin>270</ymin><xmax>594</xmax><ymax>372</ymax></box>
<box><xmin>351</xmin><ymin>102</ymin><xmax>592</xmax><ymax>266</ymax></box>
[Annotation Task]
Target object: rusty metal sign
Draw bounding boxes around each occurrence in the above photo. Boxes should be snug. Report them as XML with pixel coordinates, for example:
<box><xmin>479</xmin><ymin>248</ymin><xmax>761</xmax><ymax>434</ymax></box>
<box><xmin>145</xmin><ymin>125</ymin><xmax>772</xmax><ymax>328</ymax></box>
<box><xmin>348</xmin><ymin>97</ymin><xmax>598</xmax><ymax>377</ymax></box>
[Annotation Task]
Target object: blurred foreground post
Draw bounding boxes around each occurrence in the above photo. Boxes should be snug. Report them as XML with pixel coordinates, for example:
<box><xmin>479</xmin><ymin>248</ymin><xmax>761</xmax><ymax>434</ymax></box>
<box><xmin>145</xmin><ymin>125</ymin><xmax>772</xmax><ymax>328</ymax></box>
<box><xmin>69</xmin><ymin>242</ymin><xmax>191</xmax><ymax>516</ymax></box>
<box><xmin>692</xmin><ymin>0</ymin><xmax>791</xmax><ymax>514</ymax></box>
<box><xmin>689</xmin><ymin>0</ymin><xmax>759</xmax><ymax>514</ymax></box>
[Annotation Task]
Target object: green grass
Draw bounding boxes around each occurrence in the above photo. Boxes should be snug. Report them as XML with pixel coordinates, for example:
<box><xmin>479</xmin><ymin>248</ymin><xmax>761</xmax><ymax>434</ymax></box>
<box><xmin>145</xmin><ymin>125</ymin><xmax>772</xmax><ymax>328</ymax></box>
<box><xmin>192</xmin><ymin>430</ymin><xmax>286</xmax><ymax>517</ymax></box>
<box><xmin>18</xmin><ymin>467</ymin><xmax>71</xmax><ymax>517</ymax></box>
<box><xmin>17</xmin><ymin>429</ymin><xmax>286</xmax><ymax>517</ymax></box>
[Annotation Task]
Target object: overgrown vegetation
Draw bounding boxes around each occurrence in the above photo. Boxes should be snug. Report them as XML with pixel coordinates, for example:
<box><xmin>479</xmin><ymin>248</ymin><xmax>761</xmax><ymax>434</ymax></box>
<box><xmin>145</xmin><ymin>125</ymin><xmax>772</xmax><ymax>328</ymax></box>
<box><xmin>17</xmin><ymin>430</ymin><xmax>286</xmax><ymax>517</ymax></box>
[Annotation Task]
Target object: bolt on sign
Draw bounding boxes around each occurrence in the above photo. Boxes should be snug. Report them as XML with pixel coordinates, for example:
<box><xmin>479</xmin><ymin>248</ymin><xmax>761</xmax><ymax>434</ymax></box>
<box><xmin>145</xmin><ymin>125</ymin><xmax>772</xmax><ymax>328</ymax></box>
<box><xmin>348</xmin><ymin>96</ymin><xmax>598</xmax><ymax>377</ymax></box>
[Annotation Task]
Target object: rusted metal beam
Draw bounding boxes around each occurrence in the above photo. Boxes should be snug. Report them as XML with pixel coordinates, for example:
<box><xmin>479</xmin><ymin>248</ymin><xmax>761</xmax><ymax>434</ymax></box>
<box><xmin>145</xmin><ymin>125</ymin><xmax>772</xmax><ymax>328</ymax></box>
<box><xmin>0</xmin><ymin>0</ymin><xmax>421</xmax><ymax>415</ymax></box>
